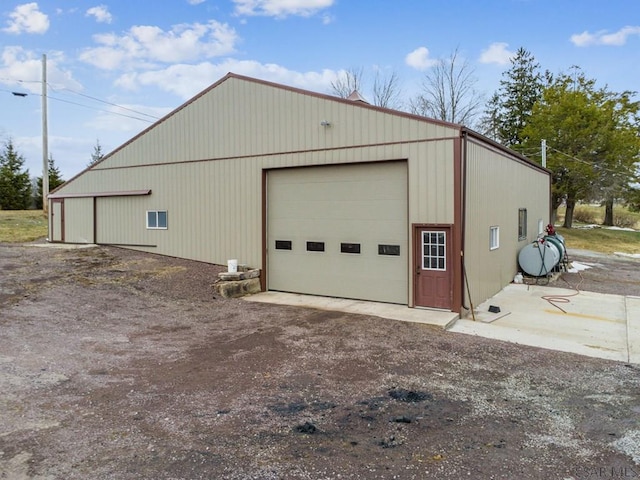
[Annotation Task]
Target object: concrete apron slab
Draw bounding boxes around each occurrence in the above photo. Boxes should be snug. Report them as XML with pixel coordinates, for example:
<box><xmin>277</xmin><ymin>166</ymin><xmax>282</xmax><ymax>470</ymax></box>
<box><xmin>627</xmin><ymin>296</ymin><xmax>640</xmax><ymax>364</ymax></box>
<box><xmin>451</xmin><ymin>283</ymin><xmax>638</xmax><ymax>364</ymax></box>
<box><xmin>244</xmin><ymin>292</ymin><xmax>459</xmax><ymax>329</ymax></box>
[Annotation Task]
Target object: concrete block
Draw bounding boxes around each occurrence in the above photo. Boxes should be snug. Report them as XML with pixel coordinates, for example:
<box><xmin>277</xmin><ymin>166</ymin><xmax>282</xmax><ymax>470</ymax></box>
<box><xmin>217</xmin><ymin>269</ymin><xmax>260</xmax><ymax>282</ymax></box>
<box><xmin>213</xmin><ymin>278</ymin><xmax>262</xmax><ymax>298</ymax></box>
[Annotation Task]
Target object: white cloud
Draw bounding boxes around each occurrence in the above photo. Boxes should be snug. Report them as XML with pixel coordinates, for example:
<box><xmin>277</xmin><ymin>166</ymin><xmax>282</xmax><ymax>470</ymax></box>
<box><xmin>233</xmin><ymin>0</ymin><xmax>334</xmax><ymax>18</ymax></box>
<box><xmin>479</xmin><ymin>42</ymin><xmax>514</xmax><ymax>65</ymax></box>
<box><xmin>405</xmin><ymin>46</ymin><xmax>438</xmax><ymax>71</ymax></box>
<box><xmin>0</xmin><ymin>46</ymin><xmax>82</xmax><ymax>93</ymax></box>
<box><xmin>188</xmin><ymin>0</ymin><xmax>206</xmax><ymax>4</ymax></box>
<box><xmin>79</xmin><ymin>21</ymin><xmax>238</xmax><ymax>70</ymax></box>
<box><xmin>86</xmin><ymin>5</ymin><xmax>113</xmax><ymax>24</ymax></box>
<box><xmin>571</xmin><ymin>25</ymin><xmax>640</xmax><ymax>46</ymax></box>
<box><xmin>114</xmin><ymin>59</ymin><xmax>339</xmax><ymax>100</ymax></box>
<box><xmin>3</xmin><ymin>2</ymin><xmax>49</xmax><ymax>34</ymax></box>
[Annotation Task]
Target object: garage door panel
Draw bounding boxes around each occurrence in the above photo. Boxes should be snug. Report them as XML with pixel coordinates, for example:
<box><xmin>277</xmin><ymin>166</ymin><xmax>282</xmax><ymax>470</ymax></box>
<box><xmin>268</xmin><ymin>162</ymin><xmax>408</xmax><ymax>304</ymax></box>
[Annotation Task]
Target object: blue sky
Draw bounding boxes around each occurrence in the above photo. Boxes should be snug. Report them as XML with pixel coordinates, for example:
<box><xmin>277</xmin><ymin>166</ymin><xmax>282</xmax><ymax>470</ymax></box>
<box><xmin>0</xmin><ymin>0</ymin><xmax>638</xmax><ymax>180</ymax></box>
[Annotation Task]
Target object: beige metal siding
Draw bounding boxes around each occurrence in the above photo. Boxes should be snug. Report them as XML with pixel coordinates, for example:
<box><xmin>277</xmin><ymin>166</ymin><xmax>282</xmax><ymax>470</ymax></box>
<box><xmin>89</xmin><ymin>77</ymin><xmax>459</xmax><ymax>172</ymax></box>
<box><xmin>96</xmin><ymin>196</ymin><xmax>149</xmax><ymax>246</ymax></box>
<box><xmin>464</xmin><ymin>139</ymin><xmax>550</xmax><ymax>307</ymax></box>
<box><xmin>268</xmin><ymin>162</ymin><xmax>408</xmax><ymax>304</ymax></box>
<box><xmin>63</xmin><ymin>198</ymin><xmax>93</xmax><ymax>243</ymax></box>
<box><xmin>52</xmin><ymin>76</ymin><xmax>459</xmax><ymax>274</ymax></box>
<box><xmin>408</xmin><ymin>140</ymin><xmax>455</xmax><ymax>224</ymax></box>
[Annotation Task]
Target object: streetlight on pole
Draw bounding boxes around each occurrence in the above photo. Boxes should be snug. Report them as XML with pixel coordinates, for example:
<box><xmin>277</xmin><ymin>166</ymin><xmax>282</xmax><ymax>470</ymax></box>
<box><xmin>8</xmin><ymin>54</ymin><xmax>49</xmax><ymax>225</ymax></box>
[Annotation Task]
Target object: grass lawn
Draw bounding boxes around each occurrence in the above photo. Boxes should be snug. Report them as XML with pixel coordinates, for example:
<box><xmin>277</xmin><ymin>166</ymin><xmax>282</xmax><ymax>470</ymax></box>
<box><xmin>555</xmin><ymin>204</ymin><xmax>640</xmax><ymax>254</ymax></box>
<box><xmin>557</xmin><ymin>226</ymin><xmax>640</xmax><ymax>254</ymax></box>
<box><xmin>0</xmin><ymin>210</ymin><xmax>48</xmax><ymax>243</ymax></box>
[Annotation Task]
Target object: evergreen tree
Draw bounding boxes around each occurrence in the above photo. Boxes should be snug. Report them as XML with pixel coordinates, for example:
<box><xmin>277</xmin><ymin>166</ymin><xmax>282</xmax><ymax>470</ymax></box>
<box><xmin>481</xmin><ymin>48</ymin><xmax>545</xmax><ymax>148</ymax></box>
<box><xmin>596</xmin><ymin>91</ymin><xmax>640</xmax><ymax>225</ymax></box>
<box><xmin>0</xmin><ymin>139</ymin><xmax>32</xmax><ymax>210</ymax></box>
<box><xmin>34</xmin><ymin>155</ymin><xmax>65</xmax><ymax>208</ymax></box>
<box><xmin>89</xmin><ymin>139</ymin><xmax>104</xmax><ymax>166</ymax></box>
<box><xmin>521</xmin><ymin>69</ymin><xmax>639</xmax><ymax>227</ymax></box>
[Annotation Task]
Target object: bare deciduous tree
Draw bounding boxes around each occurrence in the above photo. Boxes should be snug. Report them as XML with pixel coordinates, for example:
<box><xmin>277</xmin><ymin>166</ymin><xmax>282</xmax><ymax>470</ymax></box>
<box><xmin>372</xmin><ymin>70</ymin><xmax>402</xmax><ymax>109</ymax></box>
<box><xmin>331</xmin><ymin>67</ymin><xmax>404</xmax><ymax>109</ymax></box>
<box><xmin>409</xmin><ymin>47</ymin><xmax>484</xmax><ymax>126</ymax></box>
<box><xmin>330</xmin><ymin>67</ymin><xmax>364</xmax><ymax>99</ymax></box>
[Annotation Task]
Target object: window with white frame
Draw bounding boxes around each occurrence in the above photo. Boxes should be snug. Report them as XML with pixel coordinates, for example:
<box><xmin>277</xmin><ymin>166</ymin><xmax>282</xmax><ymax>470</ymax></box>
<box><xmin>490</xmin><ymin>226</ymin><xmax>499</xmax><ymax>250</ymax></box>
<box><xmin>538</xmin><ymin>219</ymin><xmax>544</xmax><ymax>235</ymax></box>
<box><xmin>147</xmin><ymin>210</ymin><xmax>168</xmax><ymax>229</ymax></box>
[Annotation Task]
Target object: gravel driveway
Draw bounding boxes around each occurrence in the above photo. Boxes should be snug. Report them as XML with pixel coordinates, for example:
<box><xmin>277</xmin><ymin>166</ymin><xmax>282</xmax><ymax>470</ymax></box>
<box><xmin>1</xmin><ymin>243</ymin><xmax>639</xmax><ymax>479</ymax></box>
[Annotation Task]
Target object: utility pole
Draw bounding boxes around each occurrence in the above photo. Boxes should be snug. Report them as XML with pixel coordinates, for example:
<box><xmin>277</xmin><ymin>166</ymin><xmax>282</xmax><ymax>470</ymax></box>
<box><xmin>541</xmin><ymin>139</ymin><xmax>546</xmax><ymax>168</ymax></box>
<box><xmin>42</xmin><ymin>53</ymin><xmax>49</xmax><ymax>215</ymax></box>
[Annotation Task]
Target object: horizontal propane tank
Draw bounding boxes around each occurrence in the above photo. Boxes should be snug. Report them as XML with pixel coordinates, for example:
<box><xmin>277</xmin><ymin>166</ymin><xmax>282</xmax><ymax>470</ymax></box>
<box><xmin>518</xmin><ymin>237</ymin><xmax>562</xmax><ymax>277</ymax></box>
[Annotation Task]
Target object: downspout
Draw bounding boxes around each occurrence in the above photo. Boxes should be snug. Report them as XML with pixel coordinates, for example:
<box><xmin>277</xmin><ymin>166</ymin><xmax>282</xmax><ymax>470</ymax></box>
<box><xmin>460</xmin><ymin>129</ymin><xmax>475</xmax><ymax>319</ymax></box>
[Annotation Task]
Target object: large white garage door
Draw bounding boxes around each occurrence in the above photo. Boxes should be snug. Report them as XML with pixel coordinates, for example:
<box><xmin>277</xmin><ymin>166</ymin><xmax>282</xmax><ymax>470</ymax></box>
<box><xmin>267</xmin><ymin>161</ymin><xmax>408</xmax><ymax>304</ymax></box>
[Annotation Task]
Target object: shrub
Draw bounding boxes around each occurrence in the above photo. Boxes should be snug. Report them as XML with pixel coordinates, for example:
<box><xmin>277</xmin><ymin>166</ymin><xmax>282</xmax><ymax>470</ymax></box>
<box><xmin>572</xmin><ymin>206</ymin><xmax>599</xmax><ymax>225</ymax></box>
<box><xmin>613</xmin><ymin>210</ymin><xmax>639</xmax><ymax>229</ymax></box>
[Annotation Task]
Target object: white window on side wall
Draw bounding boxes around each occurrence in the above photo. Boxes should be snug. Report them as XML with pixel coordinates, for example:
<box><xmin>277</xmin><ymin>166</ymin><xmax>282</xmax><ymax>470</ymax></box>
<box><xmin>538</xmin><ymin>219</ymin><xmax>544</xmax><ymax>235</ymax></box>
<box><xmin>490</xmin><ymin>226</ymin><xmax>499</xmax><ymax>250</ymax></box>
<box><xmin>147</xmin><ymin>210</ymin><xmax>168</xmax><ymax>230</ymax></box>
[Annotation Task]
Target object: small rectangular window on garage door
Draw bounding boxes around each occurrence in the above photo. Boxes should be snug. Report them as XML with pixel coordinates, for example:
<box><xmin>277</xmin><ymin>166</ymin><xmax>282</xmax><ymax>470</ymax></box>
<box><xmin>306</xmin><ymin>241</ymin><xmax>325</xmax><ymax>252</ymax></box>
<box><xmin>275</xmin><ymin>240</ymin><xmax>292</xmax><ymax>250</ymax></box>
<box><xmin>378</xmin><ymin>244</ymin><xmax>400</xmax><ymax>256</ymax></box>
<box><xmin>340</xmin><ymin>242</ymin><xmax>361</xmax><ymax>254</ymax></box>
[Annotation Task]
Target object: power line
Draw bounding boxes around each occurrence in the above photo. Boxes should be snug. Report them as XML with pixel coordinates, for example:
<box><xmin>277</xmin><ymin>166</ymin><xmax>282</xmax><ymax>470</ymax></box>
<box><xmin>2</xmin><ymin>87</ymin><xmax>157</xmax><ymax>123</ymax></box>
<box><xmin>47</xmin><ymin>95</ymin><xmax>156</xmax><ymax>123</ymax></box>
<box><xmin>2</xmin><ymin>78</ymin><xmax>161</xmax><ymax>122</ymax></box>
<box><xmin>50</xmin><ymin>85</ymin><xmax>161</xmax><ymax>120</ymax></box>
<box><xmin>546</xmin><ymin>145</ymin><xmax>634</xmax><ymax>176</ymax></box>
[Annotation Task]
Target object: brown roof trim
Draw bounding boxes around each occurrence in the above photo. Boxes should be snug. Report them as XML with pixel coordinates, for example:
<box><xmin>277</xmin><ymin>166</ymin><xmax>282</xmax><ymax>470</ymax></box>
<box><xmin>48</xmin><ymin>189</ymin><xmax>151</xmax><ymax>199</ymax></box>
<box><xmin>55</xmin><ymin>72</ymin><xmax>545</xmax><ymax>190</ymax></box>
<box><xmin>462</xmin><ymin>127</ymin><xmax>551</xmax><ymax>175</ymax></box>
<box><xmin>56</xmin><ymin>72</ymin><xmax>465</xmax><ymax>191</ymax></box>
<box><xmin>226</xmin><ymin>73</ymin><xmax>464</xmax><ymax>130</ymax></box>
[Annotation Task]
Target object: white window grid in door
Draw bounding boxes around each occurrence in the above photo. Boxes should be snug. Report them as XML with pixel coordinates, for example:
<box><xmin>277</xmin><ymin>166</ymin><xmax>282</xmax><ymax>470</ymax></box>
<box><xmin>422</xmin><ymin>231</ymin><xmax>446</xmax><ymax>271</ymax></box>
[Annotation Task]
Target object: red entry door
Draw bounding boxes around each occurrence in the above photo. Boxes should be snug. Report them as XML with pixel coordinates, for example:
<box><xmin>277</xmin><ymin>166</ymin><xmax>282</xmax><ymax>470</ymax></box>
<box><xmin>414</xmin><ymin>226</ymin><xmax>452</xmax><ymax>309</ymax></box>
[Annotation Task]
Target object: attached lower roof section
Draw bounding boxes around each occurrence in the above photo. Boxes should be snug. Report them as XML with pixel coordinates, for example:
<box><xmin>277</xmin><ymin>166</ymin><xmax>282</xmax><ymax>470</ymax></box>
<box><xmin>48</xmin><ymin>189</ymin><xmax>152</xmax><ymax>199</ymax></box>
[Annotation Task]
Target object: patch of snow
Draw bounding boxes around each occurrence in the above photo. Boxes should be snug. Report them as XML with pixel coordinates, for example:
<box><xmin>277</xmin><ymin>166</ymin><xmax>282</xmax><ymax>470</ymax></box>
<box><xmin>614</xmin><ymin>252</ymin><xmax>640</xmax><ymax>259</ymax></box>
<box><xmin>573</xmin><ymin>224</ymin><xmax>637</xmax><ymax>232</ymax></box>
<box><xmin>567</xmin><ymin>262</ymin><xmax>591</xmax><ymax>273</ymax></box>
<box><xmin>607</xmin><ymin>226</ymin><xmax>637</xmax><ymax>231</ymax></box>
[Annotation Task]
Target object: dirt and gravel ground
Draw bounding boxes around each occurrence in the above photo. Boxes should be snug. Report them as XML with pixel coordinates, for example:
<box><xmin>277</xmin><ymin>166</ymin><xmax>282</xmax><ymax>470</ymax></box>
<box><xmin>1</xmin><ymin>242</ymin><xmax>639</xmax><ymax>480</ymax></box>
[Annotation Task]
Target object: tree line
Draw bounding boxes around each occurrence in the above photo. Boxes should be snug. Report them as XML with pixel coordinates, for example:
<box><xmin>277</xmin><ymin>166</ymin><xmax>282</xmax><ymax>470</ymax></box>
<box><xmin>332</xmin><ymin>48</ymin><xmax>640</xmax><ymax>228</ymax></box>
<box><xmin>0</xmin><ymin>139</ymin><xmax>104</xmax><ymax>211</ymax></box>
<box><xmin>3</xmin><ymin>51</ymin><xmax>638</xmax><ymax>227</ymax></box>
<box><xmin>0</xmin><ymin>139</ymin><xmax>63</xmax><ymax>210</ymax></box>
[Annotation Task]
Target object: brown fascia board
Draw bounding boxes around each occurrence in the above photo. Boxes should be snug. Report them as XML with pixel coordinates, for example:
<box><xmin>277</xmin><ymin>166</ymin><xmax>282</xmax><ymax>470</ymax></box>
<box><xmin>51</xmin><ymin>73</ymin><xmax>239</xmax><ymax>192</ymax></box>
<box><xmin>461</xmin><ymin>127</ymin><xmax>551</xmax><ymax>175</ymax></box>
<box><xmin>48</xmin><ymin>189</ymin><xmax>151</xmax><ymax>199</ymax></box>
<box><xmin>226</xmin><ymin>73</ymin><xmax>465</xmax><ymax>131</ymax></box>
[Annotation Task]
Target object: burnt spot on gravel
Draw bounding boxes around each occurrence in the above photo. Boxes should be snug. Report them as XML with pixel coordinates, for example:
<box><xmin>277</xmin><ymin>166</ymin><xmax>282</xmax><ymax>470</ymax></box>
<box><xmin>268</xmin><ymin>400</ymin><xmax>337</xmax><ymax>415</ymax></box>
<box><xmin>294</xmin><ymin>422</ymin><xmax>318</xmax><ymax>434</ymax></box>
<box><xmin>388</xmin><ymin>388</ymin><xmax>433</xmax><ymax>403</ymax></box>
<box><xmin>269</xmin><ymin>401</ymin><xmax>308</xmax><ymax>415</ymax></box>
